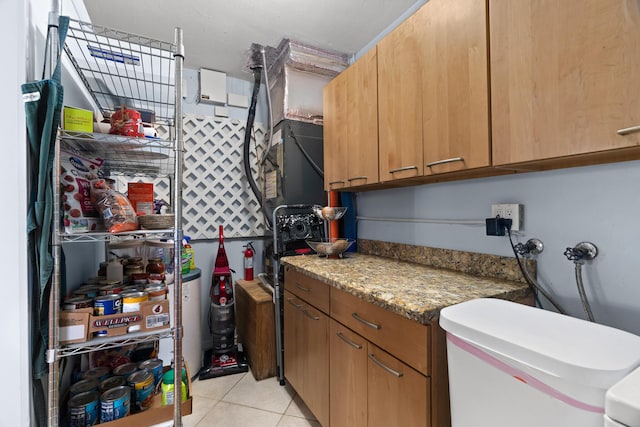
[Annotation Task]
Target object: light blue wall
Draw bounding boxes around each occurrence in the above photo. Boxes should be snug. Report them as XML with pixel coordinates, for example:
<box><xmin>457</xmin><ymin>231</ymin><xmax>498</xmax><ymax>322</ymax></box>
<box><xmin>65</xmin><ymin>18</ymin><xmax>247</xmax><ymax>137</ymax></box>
<box><xmin>356</xmin><ymin>160</ymin><xmax>640</xmax><ymax>335</ymax></box>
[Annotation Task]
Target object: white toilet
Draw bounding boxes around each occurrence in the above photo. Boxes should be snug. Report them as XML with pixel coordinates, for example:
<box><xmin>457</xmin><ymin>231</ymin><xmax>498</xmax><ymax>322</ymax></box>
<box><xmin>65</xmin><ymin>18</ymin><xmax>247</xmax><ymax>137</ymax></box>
<box><xmin>439</xmin><ymin>298</ymin><xmax>640</xmax><ymax>427</ymax></box>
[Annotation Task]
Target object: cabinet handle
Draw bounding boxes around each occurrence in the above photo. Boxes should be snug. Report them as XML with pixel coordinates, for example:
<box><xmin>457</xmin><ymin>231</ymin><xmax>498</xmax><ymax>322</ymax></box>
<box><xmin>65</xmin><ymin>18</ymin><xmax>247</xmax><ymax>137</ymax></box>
<box><xmin>286</xmin><ymin>298</ymin><xmax>303</xmax><ymax>309</ymax></box>
<box><xmin>352</xmin><ymin>313</ymin><xmax>381</xmax><ymax>330</ymax></box>
<box><xmin>329</xmin><ymin>180</ymin><xmax>346</xmax><ymax>185</ymax></box>
<box><xmin>295</xmin><ymin>283</ymin><xmax>310</xmax><ymax>292</ymax></box>
<box><xmin>336</xmin><ymin>332</ymin><xmax>363</xmax><ymax>349</ymax></box>
<box><xmin>368</xmin><ymin>353</ymin><xmax>403</xmax><ymax>377</ymax></box>
<box><xmin>302</xmin><ymin>308</ymin><xmax>320</xmax><ymax>321</ymax></box>
<box><xmin>388</xmin><ymin>165</ymin><xmax>418</xmax><ymax>174</ymax></box>
<box><xmin>426</xmin><ymin>157</ymin><xmax>464</xmax><ymax>167</ymax></box>
<box><xmin>617</xmin><ymin>125</ymin><xmax>640</xmax><ymax>136</ymax></box>
<box><xmin>347</xmin><ymin>176</ymin><xmax>368</xmax><ymax>182</ymax></box>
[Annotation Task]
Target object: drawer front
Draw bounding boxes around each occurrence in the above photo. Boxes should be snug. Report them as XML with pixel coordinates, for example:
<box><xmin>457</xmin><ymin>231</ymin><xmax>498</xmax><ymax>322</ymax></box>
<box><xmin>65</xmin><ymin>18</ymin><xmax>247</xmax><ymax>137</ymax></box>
<box><xmin>331</xmin><ymin>288</ymin><xmax>429</xmax><ymax>375</ymax></box>
<box><xmin>284</xmin><ymin>267</ymin><xmax>330</xmax><ymax>314</ymax></box>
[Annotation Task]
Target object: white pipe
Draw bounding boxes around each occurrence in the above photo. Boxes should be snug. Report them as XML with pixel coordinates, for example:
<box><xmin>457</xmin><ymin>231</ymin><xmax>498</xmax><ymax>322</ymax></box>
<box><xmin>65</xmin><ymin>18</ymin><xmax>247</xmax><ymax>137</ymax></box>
<box><xmin>356</xmin><ymin>215</ymin><xmax>485</xmax><ymax>225</ymax></box>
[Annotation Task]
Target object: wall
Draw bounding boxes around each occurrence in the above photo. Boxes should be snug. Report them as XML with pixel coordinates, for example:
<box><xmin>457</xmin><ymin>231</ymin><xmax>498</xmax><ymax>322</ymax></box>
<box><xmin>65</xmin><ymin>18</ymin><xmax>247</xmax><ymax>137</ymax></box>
<box><xmin>356</xmin><ymin>160</ymin><xmax>640</xmax><ymax>335</ymax></box>
<box><xmin>2</xmin><ymin>0</ymin><xmax>30</xmax><ymax>423</ymax></box>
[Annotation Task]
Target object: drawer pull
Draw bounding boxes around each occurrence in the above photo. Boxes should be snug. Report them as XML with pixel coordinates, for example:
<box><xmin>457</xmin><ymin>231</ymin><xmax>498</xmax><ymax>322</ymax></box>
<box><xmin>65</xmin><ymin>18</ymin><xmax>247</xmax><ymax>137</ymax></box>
<box><xmin>368</xmin><ymin>353</ymin><xmax>403</xmax><ymax>378</ymax></box>
<box><xmin>302</xmin><ymin>308</ymin><xmax>320</xmax><ymax>321</ymax></box>
<box><xmin>426</xmin><ymin>157</ymin><xmax>464</xmax><ymax>167</ymax></box>
<box><xmin>286</xmin><ymin>298</ymin><xmax>303</xmax><ymax>309</ymax></box>
<box><xmin>352</xmin><ymin>313</ymin><xmax>381</xmax><ymax>330</ymax></box>
<box><xmin>295</xmin><ymin>283</ymin><xmax>311</xmax><ymax>292</ymax></box>
<box><xmin>329</xmin><ymin>180</ymin><xmax>346</xmax><ymax>185</ymax></box>
<box><xmin>347</xmin><ymin>176</ymin><xmax>368</xmax><ymax>182</ymax></box>
<box><xmin>336</xmin><ymin>332</ymin><xmax>363</xmax><ymax>349</ymax></box>
<box><xmin>389</xmin><ymin>165</ymin><xmax>417</xmax><ymax>174</ymax></box>
<box><xmin>617</xmin><ymin>125</ymin><xmax>640</xmax><ymax>135</ymax></box>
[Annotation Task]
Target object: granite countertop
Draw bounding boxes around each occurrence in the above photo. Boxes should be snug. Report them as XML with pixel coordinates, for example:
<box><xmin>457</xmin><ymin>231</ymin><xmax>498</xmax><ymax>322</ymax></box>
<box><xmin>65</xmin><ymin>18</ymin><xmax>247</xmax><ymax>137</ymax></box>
<box><xmin>281</xmin><ymin>252</ymin><xmax>531</xmax><ymax>325</ymax></box>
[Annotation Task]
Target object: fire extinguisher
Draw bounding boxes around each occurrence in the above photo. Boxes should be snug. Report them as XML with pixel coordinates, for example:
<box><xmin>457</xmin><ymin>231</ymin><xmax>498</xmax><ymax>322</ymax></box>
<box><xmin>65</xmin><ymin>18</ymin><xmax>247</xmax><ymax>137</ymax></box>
<box><xmin>243</xmin><ymin>242</ymin><xmax>255</xmax><ymax>281</ymax></box>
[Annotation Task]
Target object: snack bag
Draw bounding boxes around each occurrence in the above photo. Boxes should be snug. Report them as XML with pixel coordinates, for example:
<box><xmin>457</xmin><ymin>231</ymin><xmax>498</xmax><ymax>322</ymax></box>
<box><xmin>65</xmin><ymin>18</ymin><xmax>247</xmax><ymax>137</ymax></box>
<box><xmin>90</xmin><ymin>179</ymin><xmax>139</xmax><ymax>233</ymax></box>
<box><xmin>60</xmin><ymin>150</ymin><xmax>105</xmax><ymax>233</ymax></box>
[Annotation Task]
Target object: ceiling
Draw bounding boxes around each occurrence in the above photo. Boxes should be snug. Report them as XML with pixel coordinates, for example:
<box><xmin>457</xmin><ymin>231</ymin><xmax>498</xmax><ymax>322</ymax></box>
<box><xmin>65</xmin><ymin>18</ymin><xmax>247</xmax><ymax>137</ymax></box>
<box><xmin>83</xmin><ymin>0</ymin><xmax>421</xmax><ymax>80</ymax></box>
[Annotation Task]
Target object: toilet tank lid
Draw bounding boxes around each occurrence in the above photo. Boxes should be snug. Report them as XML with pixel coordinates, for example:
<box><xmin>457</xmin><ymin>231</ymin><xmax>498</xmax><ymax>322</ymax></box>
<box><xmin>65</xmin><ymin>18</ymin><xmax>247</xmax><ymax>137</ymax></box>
<box><xmin>439</xmin><ymin>298</ymin><xmax>640</xmax><ymax>389</ymax></box>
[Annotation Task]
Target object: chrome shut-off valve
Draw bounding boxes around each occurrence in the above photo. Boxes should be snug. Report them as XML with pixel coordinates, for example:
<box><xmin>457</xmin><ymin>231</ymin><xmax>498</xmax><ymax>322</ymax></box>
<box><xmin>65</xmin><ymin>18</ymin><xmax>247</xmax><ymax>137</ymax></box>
<box><xmin>515</xmin><ymin>238</ymin><xmax>544</xmax><ymax>256</ymax></box>
<box><xmin>564</xmin><ymin>242</ymin><xmax>598</xmax><ymax>263</ymax></box>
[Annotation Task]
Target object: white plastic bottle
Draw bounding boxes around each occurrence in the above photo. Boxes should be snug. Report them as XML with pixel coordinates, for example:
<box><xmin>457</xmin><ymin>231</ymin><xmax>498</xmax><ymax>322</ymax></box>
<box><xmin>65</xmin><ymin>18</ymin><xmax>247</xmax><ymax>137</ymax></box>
<box><xmin>106</xmin><ymin>259</ymin><xmax>123</xmax><ymax>283</ymax></box>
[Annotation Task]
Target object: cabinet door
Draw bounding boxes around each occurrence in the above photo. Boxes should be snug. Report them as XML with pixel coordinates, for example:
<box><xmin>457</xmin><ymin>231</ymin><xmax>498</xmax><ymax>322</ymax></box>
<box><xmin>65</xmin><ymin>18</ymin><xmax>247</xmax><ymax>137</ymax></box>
<box><xmin>284</xmin><ymin>290</ymin><xmax>304</xmax><ymax>392</ymax></box>
<box><xmin>378</xmin><ymin>12</ymin><xmax>424</xmax><ymax>181</ymax></box>
<box><xmin>323</xmin><ymin>70</ymin><xmax>349</xmax><ymax>190</ymax></box>
<box><xmin>346</xmin><ymin>48</ymin><xmax>379</xmax><ymax>187</ymax></box>
<box><xmin>301</xmin><ymin>303</ymin><xmax>330</xmax><ymax>427</ymax></box>
<box><xmin>420</xmin><ymin>0</ymin><xmax>490</xmax><ymax>174</ymax></box>
<box><xmin>368</xmin><ymin>343</ymin><xmax>430</xmax><ymax>427</ymax></box>
<box><xmin>491</xmin><ymin>0</ymin><xmax>640</xmax><ymax>165</ymax></box>
<box><xmin>330</xmin><ymin>320</ymin><xmax>367</xmax><ymax>427</ymax></box>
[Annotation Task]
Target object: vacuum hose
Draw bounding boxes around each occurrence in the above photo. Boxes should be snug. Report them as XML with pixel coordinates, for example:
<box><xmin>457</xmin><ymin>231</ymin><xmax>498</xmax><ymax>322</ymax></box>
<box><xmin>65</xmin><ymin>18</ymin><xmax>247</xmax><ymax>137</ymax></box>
<box><xmin>243</xmin><ymin>67</ymin><xmax>263</xmax><ymax>207</ymax></box>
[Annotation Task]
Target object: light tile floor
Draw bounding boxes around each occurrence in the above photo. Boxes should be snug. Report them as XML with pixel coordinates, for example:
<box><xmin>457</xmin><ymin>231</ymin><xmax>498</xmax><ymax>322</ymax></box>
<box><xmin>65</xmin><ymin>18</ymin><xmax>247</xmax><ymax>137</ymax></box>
<box><xmin>183</xmin><ymin>370</ymin><xmax>320</xmax><ymax>427</ymax></box>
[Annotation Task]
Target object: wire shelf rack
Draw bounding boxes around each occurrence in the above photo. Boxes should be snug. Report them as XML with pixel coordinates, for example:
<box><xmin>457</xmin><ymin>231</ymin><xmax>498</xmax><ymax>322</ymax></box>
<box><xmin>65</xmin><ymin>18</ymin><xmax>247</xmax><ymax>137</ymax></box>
<box><xmin>64</xmin><ymin>18</ymin><xmax>176</xmax><ymax>125</ymax></box>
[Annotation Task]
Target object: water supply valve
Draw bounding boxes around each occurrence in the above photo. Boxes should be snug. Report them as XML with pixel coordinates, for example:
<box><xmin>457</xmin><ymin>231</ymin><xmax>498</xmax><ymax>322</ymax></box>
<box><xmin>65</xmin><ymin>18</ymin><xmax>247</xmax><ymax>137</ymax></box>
<box><xmin>514</xmin><ymin>238</ymin><xmax>544</xmax><ymax>256</ymax></box>
<box><xmin>564</xmin><ymin>242</ymin><xmax>598</xmax><ymax>263</ymax></box>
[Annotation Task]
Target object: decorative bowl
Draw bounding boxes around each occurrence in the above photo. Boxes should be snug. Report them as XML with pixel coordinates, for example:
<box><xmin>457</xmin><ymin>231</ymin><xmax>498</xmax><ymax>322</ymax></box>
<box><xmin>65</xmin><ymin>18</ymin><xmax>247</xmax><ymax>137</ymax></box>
<box><xmin>312</xmin><ymin>205</ymin><xmax>348</xmax><ymax>221</ymax></box>
<box><xmin>306</xmin><ymin>238</ymin><xmax>355</xmax><ymax>257</ymax></box>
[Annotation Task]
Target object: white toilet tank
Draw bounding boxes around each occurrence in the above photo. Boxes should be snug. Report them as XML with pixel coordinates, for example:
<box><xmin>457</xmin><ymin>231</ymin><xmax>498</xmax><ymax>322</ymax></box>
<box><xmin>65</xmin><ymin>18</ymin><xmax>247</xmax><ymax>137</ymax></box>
<box><xmin>439</xmin><ymin>298</ymin><xmax>640</xmax><ymax>427</ymax></box>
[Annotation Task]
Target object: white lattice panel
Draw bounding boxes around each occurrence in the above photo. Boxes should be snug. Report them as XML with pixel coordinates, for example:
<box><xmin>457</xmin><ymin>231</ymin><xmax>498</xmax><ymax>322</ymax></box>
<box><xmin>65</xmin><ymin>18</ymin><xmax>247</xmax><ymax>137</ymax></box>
<box><xmin>181</xmin><ymin>115</ymin><xmax>266</xmax><ymax>239</ymax></box>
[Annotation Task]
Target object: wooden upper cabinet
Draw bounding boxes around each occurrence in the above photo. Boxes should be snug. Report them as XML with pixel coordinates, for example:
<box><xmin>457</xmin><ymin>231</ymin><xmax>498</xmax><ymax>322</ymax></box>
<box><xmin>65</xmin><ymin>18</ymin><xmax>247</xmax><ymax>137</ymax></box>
<box><xmin>419</xmin><ymin>0</ymin><xmax>490</xmax><ymax>174</ymax></box>
<box><xmin>346</xmin><ymin>48</ymin><xmax>379</xmax><ymax>187</ymax></box>
<box><xmin>323</xmin><ymin>71</ymin><xmax>348</xmax><ymax>190</ymax></box>
<box><xmin>491</xmin><ymin>0</ymin><xmax>640</xmax><ymax>165</ymax></box>
<box><xmin>323</xmin><ymin>48</ymin><xmax>379</xmax><ymax>190</ymax></box>
<box><xmin>378</xmin><ymin>12</ymin><xmax>424</xmax><ymax>181</ymax></box>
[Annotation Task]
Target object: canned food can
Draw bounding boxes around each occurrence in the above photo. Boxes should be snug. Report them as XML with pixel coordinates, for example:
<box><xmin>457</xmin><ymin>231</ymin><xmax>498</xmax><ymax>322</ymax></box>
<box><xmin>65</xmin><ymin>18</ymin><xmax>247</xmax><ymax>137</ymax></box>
<box><xmin>138</xmin><ymin>358</ymin><xmax>164</xmax><ymax>388</ymax></box>
<box><xmin>99</xmin><ymin>283</ymin><xmax>123</xmax><ymax>295</ymax></box>
<box><xmin>144</xmin><ymin>284</ymin><xmax>166</xmax><ymax>301</ymax></box>
<box><xmin>93</xmin><ymin>294</ymin><xmax>122</xmax><ymax>316</ymax></box>
<box><xmin>113</xmin><ymin>362</ymin><xmax>138</xmax><ymax>378</ymax></box>
<box><xmin>127</xmin><ymin>369</ymin><xmax>155</xmax><ymax>412</ymax></box>
<box><xmin>99</xmin><ymin>375</ymin><xmax>127</xmax><ymax>394</ymax></box>
<box><xmin>63</xmin><ymin>297</ymin><xmax>93</xmax><ymax>311</ymax></box>
<box><xmin>70</xmin><ymin>378</ymin><xmax>99</xmax><ymax>396</ymax></box>
<box><xmin>121</xmin><ymin>291</ymin><xmax>148</xmax><ymax>313</ymax></box>
<box><xmin>73</xmin><ymin>285</ymin><xmax>101</xmax><ymax>299</ymax></box>
<box><xmin>100</xmin><ymin>385</ymin><xmax>130</xmax><ymax>422</ymax></box>
<box><xmin>81</xmin><ymin>366</ymin><xmax>110</xmax><ymax>382</ymax></box>
<box><xmin>68</xmin><ymin>390</ymin><xmax>99</xmax><ymax>427</ymax></box>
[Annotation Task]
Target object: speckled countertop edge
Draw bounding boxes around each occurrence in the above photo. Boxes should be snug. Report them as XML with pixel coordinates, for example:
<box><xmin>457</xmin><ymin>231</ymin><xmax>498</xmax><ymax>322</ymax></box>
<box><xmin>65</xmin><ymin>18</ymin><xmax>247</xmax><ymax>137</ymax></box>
<box><xmin>282</xmin><ymin>250</ymin><xmax>531</xmax><ymax>325</ymax></box>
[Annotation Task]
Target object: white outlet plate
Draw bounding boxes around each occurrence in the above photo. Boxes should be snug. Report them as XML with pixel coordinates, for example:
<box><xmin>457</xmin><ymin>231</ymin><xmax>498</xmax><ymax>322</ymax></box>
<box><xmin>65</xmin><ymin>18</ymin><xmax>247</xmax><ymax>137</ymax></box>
<box><xmin>491</xmin><ymin>203</ymin><xmax>524</xmax><ymax>231</ymax></box>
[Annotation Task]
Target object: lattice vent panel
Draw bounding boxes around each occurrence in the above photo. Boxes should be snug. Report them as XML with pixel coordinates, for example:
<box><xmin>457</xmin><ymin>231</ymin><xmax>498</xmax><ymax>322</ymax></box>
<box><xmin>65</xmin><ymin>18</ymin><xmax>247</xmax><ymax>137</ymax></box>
<box><xmin>181</xmin><ymin>115</ymin><xmax>266</xmax><ymax>239</ymax></box>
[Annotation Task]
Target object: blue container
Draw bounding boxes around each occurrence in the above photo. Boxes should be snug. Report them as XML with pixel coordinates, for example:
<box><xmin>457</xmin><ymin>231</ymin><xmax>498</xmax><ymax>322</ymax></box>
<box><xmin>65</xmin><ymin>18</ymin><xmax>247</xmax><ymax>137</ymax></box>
<box><xmin>100</xmin><ymin>386</ymin><xmax>130</xmax><ymax>422</ymax></box>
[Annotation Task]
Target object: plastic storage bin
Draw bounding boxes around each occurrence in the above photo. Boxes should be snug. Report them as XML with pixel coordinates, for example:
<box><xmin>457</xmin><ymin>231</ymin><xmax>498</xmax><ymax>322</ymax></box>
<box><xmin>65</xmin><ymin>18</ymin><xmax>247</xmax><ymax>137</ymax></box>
<box><xmin>439</xmin><ymin>298</ymin><xmax>640</xmax><ymax>427</ymax></box>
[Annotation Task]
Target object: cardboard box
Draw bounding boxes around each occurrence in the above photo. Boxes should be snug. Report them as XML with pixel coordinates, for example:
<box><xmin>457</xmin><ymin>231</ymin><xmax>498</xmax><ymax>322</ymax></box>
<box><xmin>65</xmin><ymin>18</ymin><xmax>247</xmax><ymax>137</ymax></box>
<box><xmin>127</xmin><ymin>182</ymin><xmax>154</xmax><ymax>215</ymax></box>
<box><xmin>63</xmin><ymin>106</ymin><xmax>94</xmax><ymax>133</ymax></box>
<box><xmin>59</xmin><ymin>300</ymin><xmax>170</xmax><ymax>344</ymax></box>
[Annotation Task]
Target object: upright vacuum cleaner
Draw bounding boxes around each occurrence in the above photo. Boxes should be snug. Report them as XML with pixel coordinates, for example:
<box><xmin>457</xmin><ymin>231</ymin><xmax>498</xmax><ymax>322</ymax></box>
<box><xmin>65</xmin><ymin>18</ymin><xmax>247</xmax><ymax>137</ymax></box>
<box><xmin>198</xmin><ymin>225</ymin><xmax>248</xmax><ymax>380</ymax></box>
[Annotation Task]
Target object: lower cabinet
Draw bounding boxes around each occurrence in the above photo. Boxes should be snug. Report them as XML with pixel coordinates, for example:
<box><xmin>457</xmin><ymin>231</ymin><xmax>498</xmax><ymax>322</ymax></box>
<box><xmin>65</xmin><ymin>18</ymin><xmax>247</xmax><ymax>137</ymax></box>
<box><xmin>285</xmin><ymin>268</ymin><xmax>443</xmax><ymax>427</ymax></box>
<box><xmin>284</xmin><ymin>290</ymin><xmax>330</xmax><ymax>426</ymax></box>
<box><xmin>330</xmin><ymin>319</ymin><xmax>430</xmax><ymax>427</ymax></box>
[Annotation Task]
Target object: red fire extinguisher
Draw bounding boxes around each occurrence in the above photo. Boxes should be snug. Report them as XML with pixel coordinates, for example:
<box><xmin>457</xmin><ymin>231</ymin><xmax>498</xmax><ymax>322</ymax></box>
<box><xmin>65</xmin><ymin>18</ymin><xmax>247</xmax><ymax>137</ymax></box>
<box><xmin>243</xmin><ymin>242</ymin><xmax>255</xmax><ymax>281</ymax></box>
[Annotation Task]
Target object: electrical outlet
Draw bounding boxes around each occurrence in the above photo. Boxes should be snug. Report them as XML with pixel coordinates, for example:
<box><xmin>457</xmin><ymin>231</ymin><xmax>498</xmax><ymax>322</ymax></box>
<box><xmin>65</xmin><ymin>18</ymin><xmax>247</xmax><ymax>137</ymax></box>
<box><xmin>491</xmin><ymin>203</ymin><xmax>524</xmax><ymax>231</ymax></box>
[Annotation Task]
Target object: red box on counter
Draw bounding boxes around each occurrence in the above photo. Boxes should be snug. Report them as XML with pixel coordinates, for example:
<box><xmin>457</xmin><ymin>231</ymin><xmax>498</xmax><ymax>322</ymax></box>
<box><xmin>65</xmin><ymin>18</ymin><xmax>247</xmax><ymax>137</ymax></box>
<box><xmin>127</xmin><ymin>182</ymin><xmax>154</xmax><ymax>215</ymax></box>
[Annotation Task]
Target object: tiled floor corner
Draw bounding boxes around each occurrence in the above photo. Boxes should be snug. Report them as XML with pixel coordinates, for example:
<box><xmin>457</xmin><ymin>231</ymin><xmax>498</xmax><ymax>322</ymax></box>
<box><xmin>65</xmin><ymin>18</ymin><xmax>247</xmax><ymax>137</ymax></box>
<box><xmin>183</xmin><ymin>369</ymin><xmax>320</xmax><ymax>427</ymax></box>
